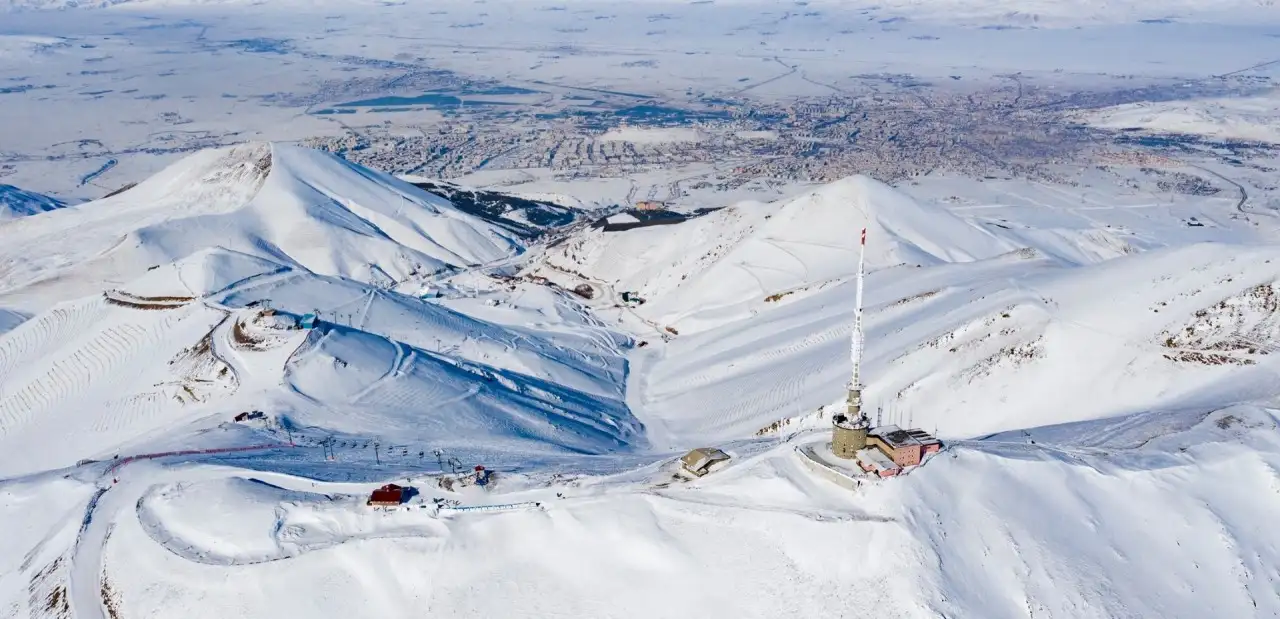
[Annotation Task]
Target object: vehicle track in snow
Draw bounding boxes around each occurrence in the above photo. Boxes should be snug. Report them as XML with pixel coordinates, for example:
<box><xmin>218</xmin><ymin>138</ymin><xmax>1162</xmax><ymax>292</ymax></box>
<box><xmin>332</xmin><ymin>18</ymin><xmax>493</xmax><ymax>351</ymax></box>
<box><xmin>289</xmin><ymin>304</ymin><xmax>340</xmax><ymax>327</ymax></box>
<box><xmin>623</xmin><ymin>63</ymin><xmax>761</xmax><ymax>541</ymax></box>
<box><xmin>67</xmin><ymin>447</ymin><xmax>297</xmax><ymax>619</ymax></box>
<box><xmin>207</xmin><ymin>311</ymin><xmax>243</xmax><ymax>393</ymax></box>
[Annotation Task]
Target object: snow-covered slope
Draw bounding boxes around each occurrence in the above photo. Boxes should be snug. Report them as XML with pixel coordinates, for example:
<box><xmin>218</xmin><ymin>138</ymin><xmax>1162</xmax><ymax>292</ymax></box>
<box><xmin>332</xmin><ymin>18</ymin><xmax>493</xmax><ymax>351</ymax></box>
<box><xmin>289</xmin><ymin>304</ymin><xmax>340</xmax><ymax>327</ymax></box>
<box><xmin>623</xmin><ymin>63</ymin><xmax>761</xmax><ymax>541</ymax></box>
<box><xmin>533</xmin><ymin>174</ymin><xmax>1280</xmax><ymax>449</ymax></box>
<box><xmin>628</xmin><ymin>240</ymin><xmax>1280</xmax><ymax>446</ymax></box>
<box><xmin>0</xmin><ymin>238</ymin><xmax>635</xmax><ymax>477</ymax></box>
<box><xmin>0</xmin><ymin>143</ymin><xmax>522</xmax><ymax>315</ymax></box>
<box><xmin>6</xmin><ymin>405</ymin><xmax>1277</xmax><ymax>619</ymax></box>
<box><xmin>901</xmin><ymin>404</ymin><xmax>1280</xmax><ymax>617</ymax></box>
<box><xmin>1080</xmin><ymin>92</ymin><xmax>1280</xmax><ymax>144</ymax></box>
<box><xmin>284</xmin><ymin>323</ymin><xmax>638</xmax><ymax>456</ymax></box>
<box><xmin>0</xmin><ymin>145</ymin><xmax>634</xmax><ymax>478</ymax></box>
<box><xmin>4</xmin><ymin>137</ymin><xmax>1280</xmax><ymax>619</ymax></box>
<box><xmin>541</xmin><ymin>175</ymin><xmax>1010</xmax><ymax>333</ymax></box>
<box><xmin>0</xmin><ymin>183</ymin><xmax>66</xmax><ymax>221</ymax></box>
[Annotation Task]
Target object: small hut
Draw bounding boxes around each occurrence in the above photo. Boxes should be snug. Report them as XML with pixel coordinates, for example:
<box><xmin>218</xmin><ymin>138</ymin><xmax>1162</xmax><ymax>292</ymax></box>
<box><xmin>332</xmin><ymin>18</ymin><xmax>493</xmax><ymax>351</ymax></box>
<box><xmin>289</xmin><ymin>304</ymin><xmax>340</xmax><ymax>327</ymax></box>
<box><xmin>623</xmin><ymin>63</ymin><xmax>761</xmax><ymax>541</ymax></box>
<box><xmin>680</xmin><ymin>447</ymin><xmax>730</xmax><ymax>477</ymax></box>
<box><xmin>367</xmin><ymin>484</ymin><xmax>405</xmax><ymax>507</ymax></box>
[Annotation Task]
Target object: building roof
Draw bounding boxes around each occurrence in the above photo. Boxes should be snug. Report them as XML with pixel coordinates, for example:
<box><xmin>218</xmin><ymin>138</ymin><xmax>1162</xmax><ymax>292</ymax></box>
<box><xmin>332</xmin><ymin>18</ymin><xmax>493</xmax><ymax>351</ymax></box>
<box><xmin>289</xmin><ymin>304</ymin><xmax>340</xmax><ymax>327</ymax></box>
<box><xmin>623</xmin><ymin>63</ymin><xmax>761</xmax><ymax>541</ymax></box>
<box><xmin>369</xmin><ymin>484</ymin><xmax>404</xmax><ymax>505</ymax></box>
<box><xmin>855</xmin><ymin>447</ymin><xmax>900</xmax><ymax>473</ymax></box>
<box><xmin>680</xmin><ymin>447</ymin><xmax>730</xmax><ymax>472</ymax></box>
<box><xmin>905</xmin><ymin>429</ymin><xmax>941</xmax><ymax>446</ymax></box>
<box><xmin>607</xmin><ymin>213</ymin><xmax>640</xmax><ymax>225</ymax></box>
<box><xmin>870</xmin><ymin>425</ymin><xmax>923</xmax><ymax>449</ymax></box>
<box><xmin>833</xmin><ymin>413</ymin><xmax>869</xmax><ymax>430</ymax></box>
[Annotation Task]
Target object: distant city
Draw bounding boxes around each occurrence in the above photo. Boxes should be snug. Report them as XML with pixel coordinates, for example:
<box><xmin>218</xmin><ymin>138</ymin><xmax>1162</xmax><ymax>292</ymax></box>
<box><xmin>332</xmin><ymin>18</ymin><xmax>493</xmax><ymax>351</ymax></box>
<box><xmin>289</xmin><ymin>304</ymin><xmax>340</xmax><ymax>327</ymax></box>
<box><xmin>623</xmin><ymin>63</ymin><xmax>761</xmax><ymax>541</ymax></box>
<box><xmin>301</xmin><ymin>73</ymin><xmax>1277</xmax><ymax>196</ymax></box>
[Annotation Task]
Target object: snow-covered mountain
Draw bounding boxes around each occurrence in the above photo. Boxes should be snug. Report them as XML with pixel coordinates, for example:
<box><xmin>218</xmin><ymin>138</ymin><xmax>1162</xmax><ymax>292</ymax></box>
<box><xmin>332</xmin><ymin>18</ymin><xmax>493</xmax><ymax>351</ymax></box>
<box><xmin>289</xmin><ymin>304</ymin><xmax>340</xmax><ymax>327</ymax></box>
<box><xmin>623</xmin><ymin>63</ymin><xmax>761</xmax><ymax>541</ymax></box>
<box><xmin>1080</xmin><ymin>91</ymin><xmax>1280</xmax><ymax>144</ymax></box>
<box><xmin>3</xmin><ymin>142</ymin><xmax>1280</xmax><ymax>618</ymax></box>
<box><xmin>534</xmin><ymin>175</ymin><xmax>1280</xmax><ymax>450</ymax></box>
<box><xmin>0</xmin><ymin>143</ymin><xmax>522</xmax><ymax>315</ymax></box>
<box><xmin>0</xmin><ymin>143</ymin><xmax>634</xmax><ymax>478</ymax></box>
<box><xmin>0</xmin><ymin>183</ymin><xmax>66</xmax><ymax>221</ymax></box>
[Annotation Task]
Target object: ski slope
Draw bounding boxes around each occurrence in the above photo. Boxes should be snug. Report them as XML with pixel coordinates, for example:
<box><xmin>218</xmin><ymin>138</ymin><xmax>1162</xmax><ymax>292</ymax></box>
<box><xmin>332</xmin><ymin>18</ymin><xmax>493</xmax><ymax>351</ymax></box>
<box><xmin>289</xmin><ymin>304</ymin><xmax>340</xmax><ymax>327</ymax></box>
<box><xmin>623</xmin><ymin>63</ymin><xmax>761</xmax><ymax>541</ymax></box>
<box><xmin>0</xmin><ymin>143</ymin><xmax>522</xmax><ymax>316</ymax></box>
<box><xmin>3</xmin><ymin>141</ymin><xmax>1280</xmax><ymax>618</ymax></box>
<box><xmin>0</xmin><ymin>145</ymin><xmax>629</xmax><ymax>478</ymax></box>
<box><xmin>5</xmin><ymin>405</ymin><xmax>1277</xmax><ymax>619</ymax></box>
<box><xmin>541</xmin><ymin>175</ymin><xmax>1013</xmax><ymax>334</ymax></box>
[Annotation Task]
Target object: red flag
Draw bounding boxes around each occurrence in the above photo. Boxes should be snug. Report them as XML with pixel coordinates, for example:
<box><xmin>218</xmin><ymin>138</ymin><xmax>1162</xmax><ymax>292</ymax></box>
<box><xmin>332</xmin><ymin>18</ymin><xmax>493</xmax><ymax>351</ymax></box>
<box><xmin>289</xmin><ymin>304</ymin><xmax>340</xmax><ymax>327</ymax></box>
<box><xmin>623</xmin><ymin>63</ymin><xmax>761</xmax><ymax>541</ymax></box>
<box><xmin>860</xmin><ymin>228</ymin><xmax>866</xmax><ymax>246</ymax></box>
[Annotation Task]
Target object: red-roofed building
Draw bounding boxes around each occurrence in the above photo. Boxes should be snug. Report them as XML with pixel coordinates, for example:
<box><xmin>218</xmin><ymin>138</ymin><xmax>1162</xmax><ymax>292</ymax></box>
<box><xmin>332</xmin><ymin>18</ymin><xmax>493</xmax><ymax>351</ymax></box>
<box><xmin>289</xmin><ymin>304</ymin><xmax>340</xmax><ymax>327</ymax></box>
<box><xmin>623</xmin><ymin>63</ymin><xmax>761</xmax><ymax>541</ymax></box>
<box><xmin>367</xmin><ymin>484</ymin><xmax>404</xmax><ymax>507</ymax></box>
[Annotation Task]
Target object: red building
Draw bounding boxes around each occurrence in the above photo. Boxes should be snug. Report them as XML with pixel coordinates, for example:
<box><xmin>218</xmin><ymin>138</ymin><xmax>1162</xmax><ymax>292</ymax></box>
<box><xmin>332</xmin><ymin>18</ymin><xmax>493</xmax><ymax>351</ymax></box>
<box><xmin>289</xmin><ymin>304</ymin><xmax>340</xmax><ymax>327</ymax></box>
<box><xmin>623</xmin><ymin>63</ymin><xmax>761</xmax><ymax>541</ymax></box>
<box><xmin>866</xmin><ymin>425</ymin><xmax>942</xmax><ymax>468</ymax></box>
<box><xmin>367</xmin><ymin>484</ymin><xmax>404</xmax><ymax>507</ymax></box>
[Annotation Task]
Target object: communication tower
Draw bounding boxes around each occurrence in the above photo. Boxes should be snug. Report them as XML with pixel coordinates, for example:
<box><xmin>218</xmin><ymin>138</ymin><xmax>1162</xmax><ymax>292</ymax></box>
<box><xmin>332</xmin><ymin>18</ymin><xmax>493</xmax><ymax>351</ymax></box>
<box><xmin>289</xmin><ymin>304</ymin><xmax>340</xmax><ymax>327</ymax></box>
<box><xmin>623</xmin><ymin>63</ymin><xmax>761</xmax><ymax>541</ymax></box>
<box><xmin>832</xmin><ymin>227</ymin><xmax>870</xmax><ymax>459</ymax></box>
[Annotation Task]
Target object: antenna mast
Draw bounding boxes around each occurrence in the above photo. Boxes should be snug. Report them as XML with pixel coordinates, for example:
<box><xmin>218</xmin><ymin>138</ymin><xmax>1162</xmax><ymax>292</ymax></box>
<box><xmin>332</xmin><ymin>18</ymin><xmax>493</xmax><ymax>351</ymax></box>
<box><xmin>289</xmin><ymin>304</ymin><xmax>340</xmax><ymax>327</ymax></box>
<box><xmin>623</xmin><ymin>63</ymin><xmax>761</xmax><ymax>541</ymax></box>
<box><xmin>847</xmin><ymin>227</ymin><xmax>868</xmax><ymax>423</ymax></box>
<box><xmin>830</xmin><ymin>227</ymin><xmax>871</xmax><ymax>460</ymax></box>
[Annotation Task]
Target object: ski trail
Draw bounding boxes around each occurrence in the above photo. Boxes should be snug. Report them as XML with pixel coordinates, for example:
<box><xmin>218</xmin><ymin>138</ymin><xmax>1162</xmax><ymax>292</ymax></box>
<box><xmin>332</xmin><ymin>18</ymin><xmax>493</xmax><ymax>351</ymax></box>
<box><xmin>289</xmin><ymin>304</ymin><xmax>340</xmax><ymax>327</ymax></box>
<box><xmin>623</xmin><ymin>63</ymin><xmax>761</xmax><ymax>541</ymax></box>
<box><xmin>68</xmin><ymin>485</ymin><xmax>112</xmax><ymax>619</ymax></box>
<box><xmin>208</xmin><ymin>267</ymin><xmax>296</xmax><ymax>300</ymax></box>
<box><xmin>350</xmin><ymin>339</ymin><xmax>409</xmax><ymax>403</ymax></box>
<box><xmin>208</xmin><ymin>312</ymin><xmax>243</xmax><ymax>392</ymax></box>
<box><xmin>757</xmin><ymin>237</ymin><xmax>811</xmax><ymax>280</ymax></box>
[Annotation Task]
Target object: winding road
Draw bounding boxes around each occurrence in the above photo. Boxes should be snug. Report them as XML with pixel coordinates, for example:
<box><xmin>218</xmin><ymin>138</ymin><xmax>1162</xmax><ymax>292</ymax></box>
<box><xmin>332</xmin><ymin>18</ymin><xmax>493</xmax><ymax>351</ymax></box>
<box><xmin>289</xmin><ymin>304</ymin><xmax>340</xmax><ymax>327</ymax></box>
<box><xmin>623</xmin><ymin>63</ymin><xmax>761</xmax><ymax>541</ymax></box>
<box><xmin>67</xmin><ymin>443</ymin><xmax>295</xmax><ymax>619</ymax></box>
<box><xmin>1189</xmin><ymin>164</ymin><xmax>1255</xmax><ymax>217</ymax></box>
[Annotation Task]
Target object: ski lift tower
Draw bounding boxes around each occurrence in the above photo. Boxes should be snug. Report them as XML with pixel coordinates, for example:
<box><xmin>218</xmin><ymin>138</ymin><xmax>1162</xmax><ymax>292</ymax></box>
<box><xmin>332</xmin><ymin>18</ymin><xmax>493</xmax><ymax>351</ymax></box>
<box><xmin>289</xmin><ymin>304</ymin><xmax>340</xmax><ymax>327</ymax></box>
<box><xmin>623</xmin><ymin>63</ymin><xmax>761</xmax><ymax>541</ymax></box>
<box><xmin>832</xmin><ymin>228</ymin><xmax>870</xmax><ymax>459</ymax></box>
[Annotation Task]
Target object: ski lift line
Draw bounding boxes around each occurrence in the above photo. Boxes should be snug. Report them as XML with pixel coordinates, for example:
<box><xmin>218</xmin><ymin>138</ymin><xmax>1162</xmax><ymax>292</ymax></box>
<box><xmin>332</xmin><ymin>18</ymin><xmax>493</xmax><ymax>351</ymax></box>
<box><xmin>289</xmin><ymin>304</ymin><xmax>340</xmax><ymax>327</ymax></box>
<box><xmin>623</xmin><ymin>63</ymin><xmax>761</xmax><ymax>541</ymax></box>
<box><xmin>313</xmin><ymin>288</ymin><xmax>377</xmax><ymax>316</ymax></box>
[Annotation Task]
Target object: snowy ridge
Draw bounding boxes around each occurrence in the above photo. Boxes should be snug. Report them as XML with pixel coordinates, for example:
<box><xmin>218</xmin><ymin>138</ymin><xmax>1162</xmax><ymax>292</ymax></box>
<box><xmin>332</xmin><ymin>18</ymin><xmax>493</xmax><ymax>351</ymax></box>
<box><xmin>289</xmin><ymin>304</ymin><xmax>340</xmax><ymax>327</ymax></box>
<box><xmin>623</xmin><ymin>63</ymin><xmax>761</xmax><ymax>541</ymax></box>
<box><xmin>631</xmin><ymin>239</ymin><xmax>1280</xmax><ymax>446</ymax></box>
<box><xmin>0</xmin><ymin>143</ymin><xmax>522</xmax><ymax>315</ymax></box>
<box><xmin>541</xmin><ymin>174</ymin><xmax>1009</xmax><ymax>333</ymax></box>
<box><xmin>0</xmin><ymin>184</ymin><xmax>67</xmax><ymax>221</ymax></box>
<box><xmin>0</xmin><ymin>144</ymin><xmax>627</xmax><ymax>478</ymax></box>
